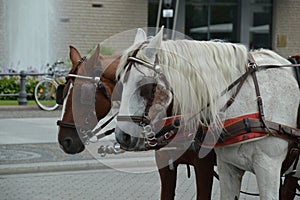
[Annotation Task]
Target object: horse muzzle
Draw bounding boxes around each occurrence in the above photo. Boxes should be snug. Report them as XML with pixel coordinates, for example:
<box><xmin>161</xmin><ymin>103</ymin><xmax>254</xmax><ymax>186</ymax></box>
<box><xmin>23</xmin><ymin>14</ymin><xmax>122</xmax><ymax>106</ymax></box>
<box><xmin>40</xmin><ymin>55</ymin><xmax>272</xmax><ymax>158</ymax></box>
<box><xmin>58</xmin><ymin>126</ymin><xmax>85</xmax><ymax>154</ymax></box>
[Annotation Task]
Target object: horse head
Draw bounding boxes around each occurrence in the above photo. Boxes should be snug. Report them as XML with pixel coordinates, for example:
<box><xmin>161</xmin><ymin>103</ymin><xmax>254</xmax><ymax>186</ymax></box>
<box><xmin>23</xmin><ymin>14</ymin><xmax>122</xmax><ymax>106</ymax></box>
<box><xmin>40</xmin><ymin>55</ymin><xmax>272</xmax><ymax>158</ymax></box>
<box><xmin>115</xmin><ymin>27</ymin><xmax>173</xmax><ymax>151</ymax></box>
<box><xmin>58</xmin><ymin>44</ymin><xmax>119</xmax><ymax>154</ymax></box>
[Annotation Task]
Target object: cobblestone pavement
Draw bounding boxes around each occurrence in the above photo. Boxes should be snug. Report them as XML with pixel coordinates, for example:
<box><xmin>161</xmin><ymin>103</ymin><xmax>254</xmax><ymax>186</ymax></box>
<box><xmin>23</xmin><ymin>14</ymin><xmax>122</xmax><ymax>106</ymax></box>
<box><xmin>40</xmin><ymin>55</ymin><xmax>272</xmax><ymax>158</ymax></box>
<box><xmin>0</xmin><ymin>167</ymin><xmax>260</xmax><ymax>200</ymax></box>
<box><xmin>0</xmin><ymin>143</ymin><xmax>94</xmax><ymax>165</ymax></box>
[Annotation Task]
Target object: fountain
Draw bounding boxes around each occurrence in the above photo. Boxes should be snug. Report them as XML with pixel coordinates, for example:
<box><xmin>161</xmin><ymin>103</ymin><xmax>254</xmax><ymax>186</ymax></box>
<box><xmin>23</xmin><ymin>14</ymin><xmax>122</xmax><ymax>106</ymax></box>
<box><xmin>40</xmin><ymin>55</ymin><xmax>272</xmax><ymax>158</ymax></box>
<box><xmin>6</xmin><ymin>0</ymin><xmax>51</xmax><ymax>72</ymax></box>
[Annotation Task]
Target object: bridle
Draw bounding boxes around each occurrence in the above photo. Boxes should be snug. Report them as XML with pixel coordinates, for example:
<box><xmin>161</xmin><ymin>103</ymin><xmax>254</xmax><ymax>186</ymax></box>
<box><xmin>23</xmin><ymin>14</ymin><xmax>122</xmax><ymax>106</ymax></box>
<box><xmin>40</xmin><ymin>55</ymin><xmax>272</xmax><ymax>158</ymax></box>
<box><xmin>56</xmin><ymin>56</ymin><xmax>116</xmax><ymax>143</ymax></box>
<box><xmin>116</xmin><ymin>44</ymin><xmax>174</xmax><ymax>148</ymax></box>
<box><xmin>117</xmin><ymin>46</ymin><xmax>178</xmax><ymax>150</ymax></box>
<box><xmin>117</xmin><ymin>56</ymin><xmax>163</xmax><ymax>123</ymax></box>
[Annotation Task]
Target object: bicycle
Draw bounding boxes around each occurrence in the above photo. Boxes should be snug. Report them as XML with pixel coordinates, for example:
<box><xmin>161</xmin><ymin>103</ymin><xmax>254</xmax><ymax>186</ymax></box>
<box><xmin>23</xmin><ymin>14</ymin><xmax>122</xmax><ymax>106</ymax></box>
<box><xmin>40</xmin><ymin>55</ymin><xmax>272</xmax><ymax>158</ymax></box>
<box><xmin>34</xmin><ymin>61</ymin><xmax>68</xmax><ymax>111</ymax></box>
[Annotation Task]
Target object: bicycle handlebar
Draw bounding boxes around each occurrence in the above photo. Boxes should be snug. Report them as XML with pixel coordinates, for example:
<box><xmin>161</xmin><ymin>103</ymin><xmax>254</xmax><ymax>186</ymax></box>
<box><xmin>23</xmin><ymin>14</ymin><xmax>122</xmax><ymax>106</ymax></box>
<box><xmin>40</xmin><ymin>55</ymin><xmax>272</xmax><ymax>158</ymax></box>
<box><xmin>54</xmin><ymin>61</ymin><xmax>64</xmax><ymax>65</ymax></box>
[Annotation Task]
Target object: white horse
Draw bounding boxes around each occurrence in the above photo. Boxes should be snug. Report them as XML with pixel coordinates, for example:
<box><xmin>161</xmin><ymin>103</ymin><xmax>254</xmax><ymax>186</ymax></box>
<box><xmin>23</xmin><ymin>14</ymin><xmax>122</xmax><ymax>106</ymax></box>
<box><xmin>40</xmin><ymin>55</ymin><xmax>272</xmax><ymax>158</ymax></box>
<box><xmin>114</xmin><ymin>27</ymin><xmax>300</xmax><ymax>199</ymax></box>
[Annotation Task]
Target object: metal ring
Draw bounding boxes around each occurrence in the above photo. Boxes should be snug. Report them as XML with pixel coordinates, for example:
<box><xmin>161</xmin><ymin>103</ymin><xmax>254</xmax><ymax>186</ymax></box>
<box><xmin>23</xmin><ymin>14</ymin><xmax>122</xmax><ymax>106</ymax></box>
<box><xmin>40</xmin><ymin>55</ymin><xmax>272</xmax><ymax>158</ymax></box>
<box><xmin>164</xmin><ymin>132</ymin><xmax>171</xmax><ymax>140</ymax></box>
<box><xmin>143</xmin><ymin>125</ymin><xmax>152</xmax><ymax>133</ymax></box>
<box><xmin>146</xmin><ymin>131</ymin><xmax>155</xmax><ymax>139</ymax></box>
<box><xmin>146</xmin><ymin>138</ymin><xmax>158</xmax><ymax>147</ymax></box>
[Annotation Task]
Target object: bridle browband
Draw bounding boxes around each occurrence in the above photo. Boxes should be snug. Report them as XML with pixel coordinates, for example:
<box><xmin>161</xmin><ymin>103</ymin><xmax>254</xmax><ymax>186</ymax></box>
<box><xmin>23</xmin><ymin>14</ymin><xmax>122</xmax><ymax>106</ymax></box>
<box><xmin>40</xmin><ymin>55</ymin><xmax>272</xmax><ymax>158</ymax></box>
<box><xmin>127</xmin><ymin>56</ymin><xmax>161</xmax><ymax>74</ymax></box>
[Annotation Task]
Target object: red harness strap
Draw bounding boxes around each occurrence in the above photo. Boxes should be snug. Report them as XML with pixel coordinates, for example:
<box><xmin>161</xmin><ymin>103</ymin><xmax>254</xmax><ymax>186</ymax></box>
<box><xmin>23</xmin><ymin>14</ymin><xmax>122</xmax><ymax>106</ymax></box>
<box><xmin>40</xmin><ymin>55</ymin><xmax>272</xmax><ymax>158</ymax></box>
<box><xmin>216</xmin><ymin>113</ymin><xmax>267</xmax><ymax>147</ymax></box>
<box><xmin>156</xmin><ymin>113</ymin><xmax>267</xmax><ymax>148</ymax></box>
<box><xmin>152</xmin><ymin>112</ymin><xmax>300</xmax><ymax>149</ymax></box>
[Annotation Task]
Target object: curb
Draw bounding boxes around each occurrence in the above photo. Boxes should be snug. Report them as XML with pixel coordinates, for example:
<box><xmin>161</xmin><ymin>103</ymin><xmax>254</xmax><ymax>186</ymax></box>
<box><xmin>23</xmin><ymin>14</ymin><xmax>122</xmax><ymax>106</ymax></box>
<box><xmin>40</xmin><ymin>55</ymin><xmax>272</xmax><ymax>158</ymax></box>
<box><xmin>0</xmin><ymin>105</ymin><xmax>40</xmax><ymax>111</ymax></box>
<box><xmin>0</xmin><ymin>160</ymin><xmax>105</xmax><ymax>175</ymax></box>
<box><xmin>0</xmin><ymin>105</ymin><xmax>62</xmax><ymax>111</ymax></box>
<box><xmin>0</xmin><ymin>157</ymin><xmax>156</xmax><ymax>175</ymax></box>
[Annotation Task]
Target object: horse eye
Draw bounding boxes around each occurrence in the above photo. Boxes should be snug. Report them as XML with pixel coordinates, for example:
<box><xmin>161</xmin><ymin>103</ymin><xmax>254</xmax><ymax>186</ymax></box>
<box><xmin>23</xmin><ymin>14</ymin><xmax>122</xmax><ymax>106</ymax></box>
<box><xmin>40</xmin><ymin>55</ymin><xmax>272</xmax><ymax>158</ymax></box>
<box><xmin>138</xmin><ymin>77</ymin><xmax>157</xmax><ymax>99</ymax></box>
<box><xmin>140</xmin><ymin>83</ymin><xmax>155</xmax><ymax>99</ymax></box>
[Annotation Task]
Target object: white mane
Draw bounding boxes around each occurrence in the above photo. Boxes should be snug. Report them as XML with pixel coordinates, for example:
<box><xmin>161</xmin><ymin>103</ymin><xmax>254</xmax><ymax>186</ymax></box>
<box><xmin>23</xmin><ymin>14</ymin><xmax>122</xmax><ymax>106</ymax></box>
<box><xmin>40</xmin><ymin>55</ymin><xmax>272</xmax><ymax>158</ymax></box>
<box><xmin>117</xmin><ymin>40</ymin><xmax>249</xmax><ymax>131</ymax></box>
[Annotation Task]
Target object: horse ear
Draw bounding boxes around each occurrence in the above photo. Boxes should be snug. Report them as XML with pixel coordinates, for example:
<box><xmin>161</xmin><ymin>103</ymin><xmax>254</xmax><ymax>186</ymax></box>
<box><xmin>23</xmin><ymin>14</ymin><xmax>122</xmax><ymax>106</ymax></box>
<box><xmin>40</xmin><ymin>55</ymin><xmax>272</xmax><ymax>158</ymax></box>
<box><xmin>133</xmin><ymin>28</ymin><xmax>147</xmax><ymax>46</ymax></box>
<box><xmin>87</xmin><ymin>44</ymin><xmax>99</xmax><ymax>61</ymax></box>
<box><xmin>69</xmin><ymin>45</ymin><xmax>82</xmax><ymax>67</ymax></box>
<box><xmin>143</xmin><ymin>26</ymin><xmax>163</xmax><ymax>59</ymax></box>
<box><xmin>94</xmin><ymin>44</ymin><xmax>100</xmax><ymax>58</ymax></box>
<box><xmin>87</xmin><ymin>44</ymin><xmax>103</xmax><ymax>75</ymax></box>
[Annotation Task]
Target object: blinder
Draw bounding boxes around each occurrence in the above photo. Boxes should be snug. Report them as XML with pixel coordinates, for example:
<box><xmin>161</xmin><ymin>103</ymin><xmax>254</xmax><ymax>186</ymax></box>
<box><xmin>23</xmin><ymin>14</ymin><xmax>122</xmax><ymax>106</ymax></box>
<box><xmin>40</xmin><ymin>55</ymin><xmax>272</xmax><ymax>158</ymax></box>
<box><xmin>80</xmin><ymin>83</ymin><xmax>96</xmax><ymax>105</ymax></box>
<box><xmin>56</xmin><ymin>80</ymin><xmax>71</xmax><ymax>105</ymax></box>
<box><xmin>139</xmin><ymin>76</ymin><xmax>157</xmax><ymax>100</ymax></box>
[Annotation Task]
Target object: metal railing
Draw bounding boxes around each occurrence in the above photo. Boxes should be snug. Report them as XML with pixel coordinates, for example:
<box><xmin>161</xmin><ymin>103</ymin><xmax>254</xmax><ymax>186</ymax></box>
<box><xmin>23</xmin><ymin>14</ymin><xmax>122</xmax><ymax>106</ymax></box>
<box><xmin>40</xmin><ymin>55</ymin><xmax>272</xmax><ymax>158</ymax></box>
<box><xmin>0</xmin><ymin>71</ymin><xmax>52</xmax><ymax>105</ymax></box>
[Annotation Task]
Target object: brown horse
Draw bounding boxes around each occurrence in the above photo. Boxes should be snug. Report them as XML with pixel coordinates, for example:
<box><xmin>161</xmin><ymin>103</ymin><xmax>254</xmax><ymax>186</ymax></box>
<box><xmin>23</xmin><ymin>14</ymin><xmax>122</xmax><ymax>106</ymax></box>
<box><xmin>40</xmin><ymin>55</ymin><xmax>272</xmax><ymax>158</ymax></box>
<box><xmin>57</xmin><ymin>45</ymin><xmax>215</xmax><ymax>200</ymax></box>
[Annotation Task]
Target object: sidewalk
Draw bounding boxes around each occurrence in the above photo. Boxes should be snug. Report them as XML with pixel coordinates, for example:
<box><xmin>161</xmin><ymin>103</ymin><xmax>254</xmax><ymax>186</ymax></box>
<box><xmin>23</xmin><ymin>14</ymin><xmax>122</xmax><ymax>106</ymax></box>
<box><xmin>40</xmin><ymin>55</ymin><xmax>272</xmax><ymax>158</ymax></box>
<box><xmin>0</xmin><ymin>104</ymin><xmax>61</xmax><ymax>118</ymax></box>
<box><xmin>0</xmin><ymin>104</ymin><xmax>40</xmax><ymax>111</ymax></box>
<box><xmin>0</xmin><ymin>105</ymin><xmax>156</xmax><ymax>175</ymax></box>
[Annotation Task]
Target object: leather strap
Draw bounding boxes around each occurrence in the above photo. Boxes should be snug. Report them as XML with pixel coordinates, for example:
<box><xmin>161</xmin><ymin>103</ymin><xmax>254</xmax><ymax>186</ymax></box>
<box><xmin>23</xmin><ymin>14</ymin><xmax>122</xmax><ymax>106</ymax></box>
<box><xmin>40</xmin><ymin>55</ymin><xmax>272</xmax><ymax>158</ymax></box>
<box><xmin>117</xmin><ymin>115</ymin><xmax>151</xmax><ymax>126</ymax></box>
<box><xmin>221</xmin><ymin>118</ymin><xmax>300</xmax><ymax>143</ymax></box>
<box><xmin>57</xmin><ymin>120</ymin><xmax>76</xmax><ymax>129</ymax></box>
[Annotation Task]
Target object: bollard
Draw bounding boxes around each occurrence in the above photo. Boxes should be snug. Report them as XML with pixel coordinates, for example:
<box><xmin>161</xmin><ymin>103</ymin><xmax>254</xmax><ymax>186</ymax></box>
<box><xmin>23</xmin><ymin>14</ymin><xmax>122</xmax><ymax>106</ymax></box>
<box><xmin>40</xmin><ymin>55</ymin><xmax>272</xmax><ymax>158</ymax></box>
<box><xmin>18</xmin><ymin>70</ymin><xmax>27</xmax><ymax>105</ymax></box>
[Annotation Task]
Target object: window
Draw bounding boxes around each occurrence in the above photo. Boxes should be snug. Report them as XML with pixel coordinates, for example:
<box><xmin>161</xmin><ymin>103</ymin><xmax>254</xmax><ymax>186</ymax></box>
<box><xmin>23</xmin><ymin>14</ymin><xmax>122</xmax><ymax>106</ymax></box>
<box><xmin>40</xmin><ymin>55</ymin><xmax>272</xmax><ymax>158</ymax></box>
<box><xmin>186</xmin><ymin>1</ymin><xmax>237</xmax><ymax>42</ymax></box>
<box><xmin>148</xmin><ymin>0</ymin><xmax>273</xmax><ymax>48</ymax></box>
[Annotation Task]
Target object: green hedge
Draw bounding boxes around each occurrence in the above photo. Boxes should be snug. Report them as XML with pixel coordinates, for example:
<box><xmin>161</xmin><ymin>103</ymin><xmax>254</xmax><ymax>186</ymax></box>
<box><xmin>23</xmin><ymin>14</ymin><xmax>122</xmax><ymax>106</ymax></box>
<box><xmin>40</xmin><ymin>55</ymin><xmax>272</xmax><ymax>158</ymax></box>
<box><xmin>0</xmin><ymin>76</ymin><xmax>39</xmax><ymax>100</ymax></box>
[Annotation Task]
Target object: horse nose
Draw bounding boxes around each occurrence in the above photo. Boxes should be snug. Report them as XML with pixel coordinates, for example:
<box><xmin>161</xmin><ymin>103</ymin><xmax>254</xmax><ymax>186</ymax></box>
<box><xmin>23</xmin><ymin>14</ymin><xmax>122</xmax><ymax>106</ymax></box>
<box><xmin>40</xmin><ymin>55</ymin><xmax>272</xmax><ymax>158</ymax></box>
<box><xmin>115</xmin><ymin>128</ymin><xmax>132</xmax><ymax>150</ymax></box>
<box><xmin>115</xmin><ymin>127</ymin><xmax>146</xmax><ymax>151</ymax></box>
<box><xmin>60</xmin><ymin>137</ymin><xmax>85</xmax><ymax>154</ymax></box>
<box><xmin>62</xmin><ymin>137</ymin><xmax>73</xmax><ymax>149</ymax></box>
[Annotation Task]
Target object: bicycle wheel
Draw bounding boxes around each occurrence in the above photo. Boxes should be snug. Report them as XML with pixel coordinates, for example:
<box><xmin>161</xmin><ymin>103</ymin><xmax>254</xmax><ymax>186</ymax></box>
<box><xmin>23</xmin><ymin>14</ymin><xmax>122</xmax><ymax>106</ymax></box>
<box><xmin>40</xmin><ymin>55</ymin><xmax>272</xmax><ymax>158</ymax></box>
<box><xmin>34</xmin><ymin>78</ymin><xmax>59</xmax><ymax>111</ymax></box>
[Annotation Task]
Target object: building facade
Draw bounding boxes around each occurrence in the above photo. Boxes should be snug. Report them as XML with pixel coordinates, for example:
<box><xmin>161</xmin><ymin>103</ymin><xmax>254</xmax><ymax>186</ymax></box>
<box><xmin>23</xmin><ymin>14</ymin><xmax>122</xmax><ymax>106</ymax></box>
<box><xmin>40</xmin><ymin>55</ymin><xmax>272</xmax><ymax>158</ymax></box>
<box><xmin>149</xmin><ymin>0</ymin><xmax>300</xmax><ymax>58</ymax></box>
<box><xmin>272</xmin><ymin>0</ymin><xmax>300</xmax><ymax>57</ymax></box>
<box><xmin>0</xmin><ymin>0</ymin><xmax>299</xmax><ymax>71</ymax></box>
<box><xmin>1</xmin><ymin>0</ymin><xmax>147</xmax><ymax>71</ymax></box>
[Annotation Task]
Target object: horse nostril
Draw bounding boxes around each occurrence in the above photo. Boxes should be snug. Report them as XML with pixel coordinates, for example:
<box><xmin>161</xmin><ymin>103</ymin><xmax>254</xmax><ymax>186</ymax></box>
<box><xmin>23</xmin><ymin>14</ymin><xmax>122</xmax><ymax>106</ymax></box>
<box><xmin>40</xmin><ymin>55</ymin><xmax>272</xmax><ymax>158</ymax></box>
<box><xmin>62</xmin><ymin>138</ymin><xmax>73</xmax><ymax>149</ymax></box>
<box><xmin>123</xmin><ymin>133</ymin><xmax>131</xmax><ymax>146</ymax></box>
<box><xmin>59</xmin><ymin>136</ymin><xmax>84</xmax><ymax>154</ymax></box>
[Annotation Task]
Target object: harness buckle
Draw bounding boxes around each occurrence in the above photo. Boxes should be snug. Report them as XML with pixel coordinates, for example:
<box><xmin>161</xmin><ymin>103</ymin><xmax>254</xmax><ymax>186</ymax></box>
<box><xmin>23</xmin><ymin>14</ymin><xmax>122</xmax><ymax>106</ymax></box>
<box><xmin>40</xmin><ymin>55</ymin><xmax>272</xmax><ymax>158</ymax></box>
<box><xmin>164</xmin><ymin>131</ymin><xmax>172</xmax><ymax>140</ymax></box>
<box><xmin>243</xmin><ymin>118</ymin><xmax>252</xmax><ymax>133</ymax></box>
<box><xmin>248</xmin><ymin>62</ymin><xmax>257</xmax><ymax>69</ymax></box>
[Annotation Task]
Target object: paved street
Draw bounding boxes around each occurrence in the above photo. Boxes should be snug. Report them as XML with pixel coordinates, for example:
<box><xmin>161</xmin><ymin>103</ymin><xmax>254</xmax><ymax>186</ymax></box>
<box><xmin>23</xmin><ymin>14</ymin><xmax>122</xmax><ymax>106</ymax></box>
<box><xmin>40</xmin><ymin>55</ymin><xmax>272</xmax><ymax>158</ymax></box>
<box><xmin>0</xmin><ymin>105</ymin><xmax>261</xmax><ymax>200</ymax></box>
<box><xmin>1</xmin><ymin>167</ymin><xmax>260</xmax><ymax>200</ymax></box>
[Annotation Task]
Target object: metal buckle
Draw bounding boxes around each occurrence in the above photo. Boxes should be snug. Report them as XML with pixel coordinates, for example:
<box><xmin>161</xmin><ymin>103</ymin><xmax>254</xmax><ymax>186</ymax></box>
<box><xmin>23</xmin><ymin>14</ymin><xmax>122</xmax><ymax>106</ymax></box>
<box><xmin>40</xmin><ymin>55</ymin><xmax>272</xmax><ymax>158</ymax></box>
<box><xmin>164</xmin><ymin>132</ymin><xmax>172</xmax><ymax>140</ymax></box>
<box><xmin>248</xmin><ymin>62</ymin><xmax>257</xmax><ymax>69</ymax></box>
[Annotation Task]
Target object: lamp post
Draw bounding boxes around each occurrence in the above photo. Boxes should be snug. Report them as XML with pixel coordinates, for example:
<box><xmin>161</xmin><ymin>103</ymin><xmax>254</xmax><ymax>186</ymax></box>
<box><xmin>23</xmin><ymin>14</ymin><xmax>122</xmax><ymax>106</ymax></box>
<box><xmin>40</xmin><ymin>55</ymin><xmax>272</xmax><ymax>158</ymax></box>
<box><xmin>163</xmin><ymin>0</ymin><xmax>173</xmax><ymax>39</ymax></box>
